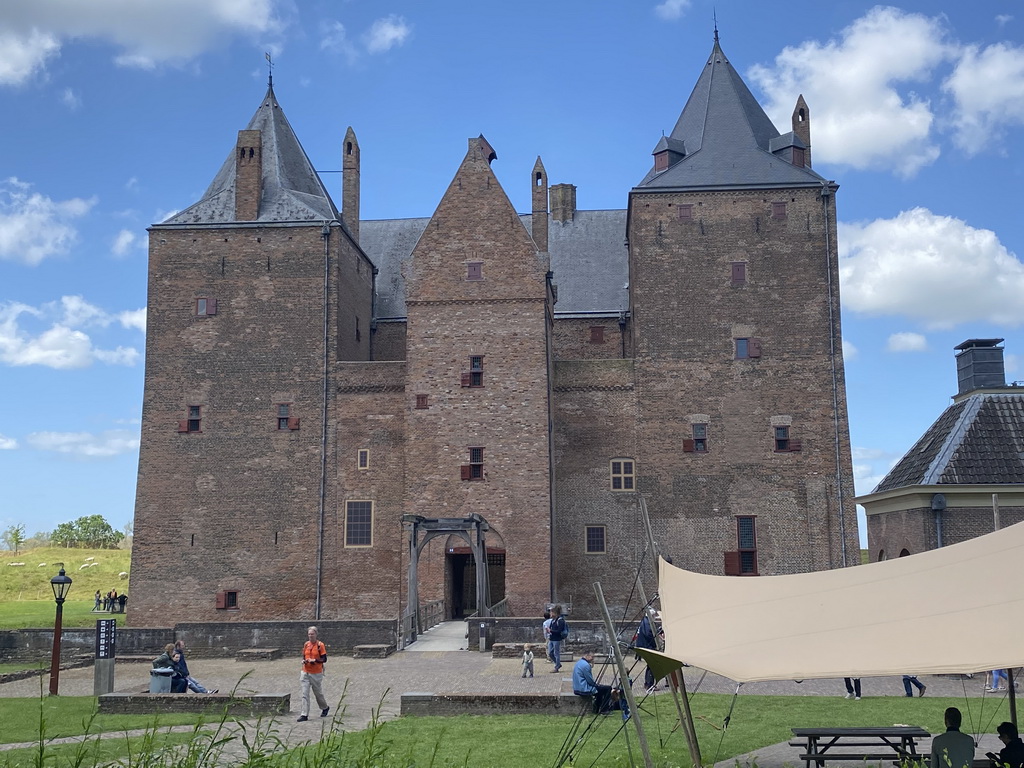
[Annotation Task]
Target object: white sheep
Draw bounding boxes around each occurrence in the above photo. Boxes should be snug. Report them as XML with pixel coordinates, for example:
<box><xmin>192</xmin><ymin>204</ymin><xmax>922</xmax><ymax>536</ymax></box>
<box><xmin>79</xmin><ymin>563</ymin><xmax>90</xmax><ymax>570</ymax></box>
<box><xmin>84</xmin><ymin>557</ymin><xmax>95</xmax><ymax>562</ymax></box>
<box><xmin>89</xmin><ymin>562</ymin><xmax>98</xmax><ymax>567</ymax></box>
<box><xmin>118</xmin><ymin>571</ymin><xmax>128</xmax><ymax>579</ymax></box>
<box><xmin>38</xmin><ymin>563</ymin><xmax>47</xmax><ymax>567</ymax></box>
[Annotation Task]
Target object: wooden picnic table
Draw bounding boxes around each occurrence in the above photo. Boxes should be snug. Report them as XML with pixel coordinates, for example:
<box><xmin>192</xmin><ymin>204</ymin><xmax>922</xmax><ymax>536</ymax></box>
<box><xmin>791</xmin><ymin>726</ymin><xmax>931</xmax><ymax>767</ymax></box>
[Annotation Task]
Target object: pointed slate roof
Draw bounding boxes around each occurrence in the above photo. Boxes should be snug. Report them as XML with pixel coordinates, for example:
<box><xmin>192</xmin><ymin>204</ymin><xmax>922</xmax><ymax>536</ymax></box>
<box><xmin>872</xmin><ymin>393</ymin><xmax>1024</xmax><ymax>492</ymax></box>
<box><xmin>159</xmin><ymin>86</ymin><xmax>338</xmax><ymax>225</ymax></box>
<box><xmin>636</xmin><ymin>37</ymin><xmax>827</xmax><ymax>191</ymax></box>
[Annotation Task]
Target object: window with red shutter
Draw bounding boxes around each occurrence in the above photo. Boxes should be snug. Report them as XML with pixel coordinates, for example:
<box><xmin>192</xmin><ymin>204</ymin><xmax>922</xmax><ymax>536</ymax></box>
<box><xmin>466</xmin><ymin>262</ymin><xmax>483</xmax><ymax>281</ymax></box>
<box><xmin>415</xmin><ymin>394</ymin><xmax>428</xmax><ymax>409</ymax></box>
<box><xmin>215</xmin><ymin>591</ymin><xmax>226</xmax><ymax>609</ymax></box>
<box><xmin>287</xmin><ymin>417</ymin><xmax>300</xmax><ymax>430</ymax></box>
<box><xmin>678</xmin><ymin>204</ymin><xmax>693</xmax><ymax>221</ymax></box>
<box><xmin>748</xmin><ymin>338</ymin><xmax>762</xmax><ymax>358</ymax></box>
<box><xmin>772</xmin><ymin>202</ymin><xmax>787</xmax><ymax>220</ymax></box>
<box><xmin>460</xmin><ymin>464</ymin><xmax>472</xmax><ymax>481</ymax></box>
<box><xmin>724</xmin><ymin>551</ymin><xmax>741</xmax><ymax>576</ymax></box>
<box><xmin>682</xmin><ymin>438</ymin><xmax>695</xmax><ymax>452</ymax></box>
<box><xmin>460</xmin><ymin>372</ymin><xmax>472</xmax><ymax>387</ymax></box>
<box><xmin>590</xmin><ymin>326</ymin><xmax>605</xmax><ymax>344</ymax></box>
<box><xmin>731</xmin><ymin>262</ymin><xmax>747</xmax><ymax>284</ymax></box>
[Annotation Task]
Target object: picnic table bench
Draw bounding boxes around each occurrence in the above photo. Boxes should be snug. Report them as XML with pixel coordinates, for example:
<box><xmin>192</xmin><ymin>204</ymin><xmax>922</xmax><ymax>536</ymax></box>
<box><xmin>791</xmin><ymin>726</ymin><xmax>930</xmax><ymax>767</ymax></box>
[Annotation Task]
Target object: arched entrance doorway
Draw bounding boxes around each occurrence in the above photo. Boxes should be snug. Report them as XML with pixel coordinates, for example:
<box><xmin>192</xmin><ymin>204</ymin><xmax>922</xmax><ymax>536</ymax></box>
<box><xmin>403</xmin><ymin>513</ymin><xmax>502</xmax><ymax>636</ymax></box>
<box><xmin>445</xmin><ymin>528</ymin><xmax>506</xmax><ymax>620</ymax></box>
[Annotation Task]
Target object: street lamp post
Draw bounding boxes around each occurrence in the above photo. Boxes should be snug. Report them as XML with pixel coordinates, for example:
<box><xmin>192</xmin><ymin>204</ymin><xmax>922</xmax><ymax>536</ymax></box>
<box><xmin>48</xmin><ymin>564</ymin><xmax>72</xmax><ymax>696</ymax></box>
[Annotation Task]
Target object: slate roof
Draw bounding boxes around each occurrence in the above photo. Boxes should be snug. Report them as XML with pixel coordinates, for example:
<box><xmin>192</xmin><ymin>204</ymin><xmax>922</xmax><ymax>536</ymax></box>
<box><xmin>636</xmin><ymin>38</ymin><xmax>827</xmax><ymax>191</ymax></box>
<box><xmin>873</xmin><ymin>393</ymin><xmax>1024</xmax><ymax>492</ymax></box>
<box><xmin>361</xmin><ymin>210</ymin><xmax>628</xmax><ymax>319</ymax></box>
<box><xmin>159</xmin><ymin>86</ymin><xmax>338</xmax><ymax>226</ymax></box>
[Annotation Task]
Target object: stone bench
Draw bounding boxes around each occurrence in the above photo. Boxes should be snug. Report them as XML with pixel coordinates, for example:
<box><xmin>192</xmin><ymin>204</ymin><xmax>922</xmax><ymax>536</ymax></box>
<box><xmin>353</xmin><ymin>644</ymin><xmax>395</xmax><ymax>659</ymax></box>
<box><xmin>98</xmin><ymin>691</ymin><xmax>290</xmax><ymax>716</ymax></box>
<box><xmin>401</xmin><ymin>691</ymin><xmax>588</xmax><ymax>717</ymax></box>
<box><xmin>235</xmin><ymin>648</ymin><xmax>281</xmax><ymax>662</ymax></box>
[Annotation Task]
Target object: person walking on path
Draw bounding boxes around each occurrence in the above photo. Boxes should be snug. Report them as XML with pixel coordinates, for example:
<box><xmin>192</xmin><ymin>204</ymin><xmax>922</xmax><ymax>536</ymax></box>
<box><xmin>635</xmin><ymin>612</ymin><xmax>661</xmax><ymax>692</ymax></box>
<box><xmin>542</xmin><ymin>611</ymin><xmax>554</xmax><ymax>663</ymax></box>
<box><xmin>844</xmin><ymin>678</ymin><xmax>862</xmax><ymax>700</ymax></box>
<box><xmin>931</xmin><ymin>706</ymin><xmax>974</xmax><ymax>768</ymax></box>
<box><xmin>521</xmin><ymin>644</ymin><xmax>534</xmax><ymax>678</ymax></box>
<box><xmin>93</xmin><ymin>591</ymin><xmax>101</xmax><ymax>611</ymax></box>
<box><xmin>297</xmin><ymin>626</ymin><xmax>330</xmax><ymax>722</ymax></box>
<box><xmin>548</xmin><ymin>605</ymin><xmax>567</xmax><ymax>674</ymax></box>
<box><xmin>903</xmin><ymin>675</ymin><xmax>926</xmax><ymax>697</ymax></box>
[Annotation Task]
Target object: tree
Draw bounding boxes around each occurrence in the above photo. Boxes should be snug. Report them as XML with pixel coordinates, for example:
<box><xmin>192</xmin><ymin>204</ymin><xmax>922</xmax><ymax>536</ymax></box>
<box><xmin>2</xmin><ymin>524</ymin><xmax>26</xmax><ymax>553</ymax></box>
<box><xmin>50</xmin><ymin>515</ymin><xmax>125</xmax><ymax>549</ymax></box>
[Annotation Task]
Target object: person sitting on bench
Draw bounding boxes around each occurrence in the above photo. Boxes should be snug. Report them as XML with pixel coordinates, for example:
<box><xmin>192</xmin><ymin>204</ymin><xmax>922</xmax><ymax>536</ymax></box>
<box><xmin>573</xmin><ymin>651</ymin><xmax>614</xmax><ymax>714</ymax></box>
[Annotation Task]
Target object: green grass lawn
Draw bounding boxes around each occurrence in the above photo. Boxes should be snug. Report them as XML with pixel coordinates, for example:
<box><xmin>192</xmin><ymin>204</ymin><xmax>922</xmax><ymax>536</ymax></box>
<box><xmin>0</xmin><ymin>547</ymin><xmax>131</xmax><ymax>604</ymax></box>
<box><xmin>0</xmin><ymin>599</ymin><xmax>126</xmax><ymax>629</ymax></box>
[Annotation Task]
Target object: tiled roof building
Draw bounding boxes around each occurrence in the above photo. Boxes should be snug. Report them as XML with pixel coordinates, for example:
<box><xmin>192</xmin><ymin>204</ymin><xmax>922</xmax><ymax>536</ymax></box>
<box><xmin>859</xmin><ymin>339</ymin><xmax>1024</xmax><ymax>559</ymax></box>
<box><xmin>129</xmin><ymin>36</ymin><xmax>858</xmax><ymax>627</ymax></box>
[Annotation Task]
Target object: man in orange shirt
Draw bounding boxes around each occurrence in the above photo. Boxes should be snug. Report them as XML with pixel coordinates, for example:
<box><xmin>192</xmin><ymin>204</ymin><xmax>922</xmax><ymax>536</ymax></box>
<box><xmin>297</xmin><ymin>626</ymin><xmax>329</xmax><ymax>721</ymax></box>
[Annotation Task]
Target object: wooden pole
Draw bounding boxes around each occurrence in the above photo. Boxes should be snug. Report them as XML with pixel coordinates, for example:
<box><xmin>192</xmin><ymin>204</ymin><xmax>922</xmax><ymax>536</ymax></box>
<box><xmin>595</xmin><ymin>581</ymin><xmax>654</xmax><ymax>768</ymax></box>
<box><xmin>638</xmin><ymin>497</ymin><xmax>702</xmax><ymax>767</ymax></box>
<box><xmin>993</xmin><ymin>493</ymin><xmax>1001</xmax><ymax>531</ymax></box>
<box><xmin>1009</xmin><ymin>668</ymin><xmax>1018</xmax><ymax>730</ymax></box>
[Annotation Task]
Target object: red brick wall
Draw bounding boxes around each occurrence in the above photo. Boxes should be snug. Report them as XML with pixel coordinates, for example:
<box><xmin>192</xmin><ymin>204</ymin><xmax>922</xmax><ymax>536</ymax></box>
<box><xmin>552</xmin><ymin>317</ymin><xmax>631</xmax><ymax>360</ymax></box>
<box><xmin>868</xmin><ymin>505</ymin><xmax>1024</xmax><ymax>561</ymax></box>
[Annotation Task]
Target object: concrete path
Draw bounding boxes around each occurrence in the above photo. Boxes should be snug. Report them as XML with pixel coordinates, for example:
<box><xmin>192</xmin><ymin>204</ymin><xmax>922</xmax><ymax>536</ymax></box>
<box><xmin>0</xmin><ymin>631</ymin><xmax>1016</xmax><ymax>766</ymax></box>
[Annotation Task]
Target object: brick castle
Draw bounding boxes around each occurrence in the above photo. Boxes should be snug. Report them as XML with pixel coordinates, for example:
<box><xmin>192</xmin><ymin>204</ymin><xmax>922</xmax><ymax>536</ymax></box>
<box><xmin>128</xmin><ymin>35</ymin><xmax>858</xmax><ymax>627</ymax></box>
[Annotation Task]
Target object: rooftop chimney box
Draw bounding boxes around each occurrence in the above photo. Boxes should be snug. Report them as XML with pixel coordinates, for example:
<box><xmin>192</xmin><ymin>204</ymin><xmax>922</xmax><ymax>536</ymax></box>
<box><xmin>954</xmin><ymin>338</ymin><xmax>1005</xmax><ymax>395</ymax></box>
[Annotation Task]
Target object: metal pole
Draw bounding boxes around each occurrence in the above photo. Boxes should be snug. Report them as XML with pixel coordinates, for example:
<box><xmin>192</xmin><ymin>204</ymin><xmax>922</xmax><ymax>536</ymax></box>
<box><xmin>1009</xmin><ymin>668</ymin><xmax>1018</xmax><ymax>730</ymax></box>
<box><xmin>48</xmin><ymin>599</ymin><xmax>63</xmax><ymax>696</ymax></box>
<box><xmin>993</xmin><ymin>493</ymin><xmax>1001</xmax><ymax>531</ymax></box>
<box><xmin>595</xmin><ymin>581</ymin><xmax>654</xmax><ymax>768</ymax></box>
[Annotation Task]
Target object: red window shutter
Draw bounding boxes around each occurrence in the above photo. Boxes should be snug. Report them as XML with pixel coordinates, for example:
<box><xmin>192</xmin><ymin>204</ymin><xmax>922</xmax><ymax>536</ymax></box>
<box><xmin>215</xmin><ymin>590</ymin><xmax>226</xmax><ymax>609</ymax></box>
<box><xmin>682</xmin><ymin>438</ymin><xmax>695</xmax><ymax>452</ymax></box>
<box><xmin>288</xmin><ymin>417</ymin><xmax>300</xmax><ymax>430</ymax></box>
<box><xmin>461</xmin><ymin>373</ymin><xmax>471</xmax><ymax>387</ymax></box>
<box><xmin>724</xmin><ymin>551</ymin><xmax>741</xmax><ymax>576</ymax></box>
<box><xmin>788</xmin><ymin>439</ymin><xmax>802</xmax><ymax>452</ymax></box>
<box><xmin>177</xmin><ymin>420</ymin><xmax>189</xmax><ymax>433</ymax></box>
<box><xmin>460</xmin><ymin>465</ymin><xmax>472</xmax><ymax>480</ymax></box>
<box><xmin>748</xmin><ymin>338</ymin><xmax>762</xmax><ymax>358</ymax></box>
<box><xmin>731</xmin><ymin>262</ymin><xmax>746</xmax><ymax>284</ymax></box>
<box><xmin>207</xmin><ymin>298</ymin><xmax>217</xmax><ymax>315</ymax></box>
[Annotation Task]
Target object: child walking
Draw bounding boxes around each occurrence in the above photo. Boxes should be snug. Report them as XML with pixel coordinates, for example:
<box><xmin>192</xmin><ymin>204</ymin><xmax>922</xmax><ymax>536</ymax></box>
<box><xmin>522</xmin><ymin>644</ymin><xmax>535</xmax><ymax>678</ymax></box>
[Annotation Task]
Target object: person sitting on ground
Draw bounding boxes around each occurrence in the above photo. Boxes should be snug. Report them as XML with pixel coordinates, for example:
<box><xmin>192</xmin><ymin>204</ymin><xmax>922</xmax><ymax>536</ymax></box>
<box><xmin>991</xmin><ymin>722</ymin><xmax>1024</xmax><ymax>768</ymax></box>
<box><xmin>572</xmin><ymin>651</ymin><xmax>614</xmax><ymax>714</ymax></box>
<box><xmin>931</xmin><ymin>706</ymin><xmax>975</xmax><ymax>768</ymax></box>
<box><xmin>174</xmin><ymin>639</ymin><xmax>217</xmax><ymax>694</ymax></box>
<box><xmin>152</xmin><ymin>643</ymin><xmax>187</xmax><ymax>693</ymax></box>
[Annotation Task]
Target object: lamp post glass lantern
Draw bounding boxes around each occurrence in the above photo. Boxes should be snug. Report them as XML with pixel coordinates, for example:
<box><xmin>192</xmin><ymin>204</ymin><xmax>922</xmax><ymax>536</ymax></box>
<box><xmin>48</xmin><ymin>564</ymin><xmax>72</xmax><ymax>695</ymax></box>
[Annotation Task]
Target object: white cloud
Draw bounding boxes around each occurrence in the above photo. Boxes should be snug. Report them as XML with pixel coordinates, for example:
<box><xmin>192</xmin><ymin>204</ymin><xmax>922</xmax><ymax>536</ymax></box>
<box><xmin>0</xmin><ymin>434</ymin><xmax>17</xmax><ymax>450</ymax></box>
<box><xmin>839</xmin><ymin>207</ymin><xmax>1024</xmax><ymax>330</ymax></box>
<box><xmin>363</xmin><ymin>14</ymin><xmax>410</xmax><ymax>54</ymax></box>
<box><xmin>0</xmin><ymin>28</ymin><xmax>60</xmax><ymax>86</ymax></box>
<box><xmin>118</xmin><ymin>308</ymin><xmax>147</xmax><ymax>332</ymax></box>
<box><xmin>944</xmin><ymin>42</ymin><xmax>1024</xmax><ymax>153</ymax></box>
<box><xmin>887</xmin><ymin>332</ymin><xmax>928</xmax><ymax>352</ymax></box>
<box><xmin>0</xmin><ymin>297</ymin><xmax>140</xmax><ymax>369</ymax></box>
<box><xmin>0</xmin><ymin>0</ymin><xmax>280</xmax><ymax>82</ymax></box>
<box><xmin>26</xmin><ymin>429</ymin><xmax>139</xmax><ymax>458</ymax></box>
<box><xmin>748</xmin><ymin>6</ymin><xmax>951</xmax><ymax>176</ymax></box>
<box><xmin>654</xmin><ymin>0</ymin><xmax>691</xmax><ymax>21</ymax></box>
<box><xmin>60</xmin><ymin>87</ymin><xmax>81</xmax><ymax>110</ymax></box>
<box><xmin>0</xmin><ymin>178</ymin><xmax>94</xmax><ymax>265</ymax></box>
<box><xmin>996</xmin><ymin>15</ymin><xmax>1013</xmax><ymax>27</ymax></box>
<box><xmin>842</xmin><ymin>338</ymin><xmax>858</xmax><ymax>361</ymax></box>
<box><xmin>852</xmin><ymin>447</ymin><xmax>903</xmax><ymax>497</ymax></box>
<box><xmin>111</xmin><ymin>229</ymin><xmax>137</xmax><ymax>257</ymax></box>
<box><xmin>320</xmin><ymin>20</ymin><xmax>358</xmax><ymax>63</ymax></box>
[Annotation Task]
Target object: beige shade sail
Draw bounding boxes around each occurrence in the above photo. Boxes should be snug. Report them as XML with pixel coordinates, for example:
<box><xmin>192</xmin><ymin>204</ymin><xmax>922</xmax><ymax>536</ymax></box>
<box><xmin>654</xmin><ymin>521</ymin><xmax>1024</xmax><ymax>683</ymax></box>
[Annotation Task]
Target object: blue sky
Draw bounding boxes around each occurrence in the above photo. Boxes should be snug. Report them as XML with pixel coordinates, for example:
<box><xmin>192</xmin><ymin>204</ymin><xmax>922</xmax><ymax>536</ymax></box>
<box><xmin>1</xmin><ymin>1</ymin><xmax>1022</xmax><ymax>545</ymax></box>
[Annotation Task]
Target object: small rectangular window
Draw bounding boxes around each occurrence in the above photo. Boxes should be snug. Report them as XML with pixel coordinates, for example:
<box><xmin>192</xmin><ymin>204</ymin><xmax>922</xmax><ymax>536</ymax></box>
<box><xmin>415</xmin><ymin>394</ymin><xmax>429</xmax><ymax>409</ymax></box>
<box><xmin>216</xmin><ymin>590</ymin><xmax>239</xmax><ymax>609</ymax></box>
<box><xmin>737</xmin><ymin>516</ymin><xmax>758</xmax><ymax>575</ymax></box>
<box><xmin>196</xmin><ymin>298</ymin><xmax>217</xmax><ymax>316</ymax></box>
<box><xmin>585</xmin><ymin>526</ymin><xmax>606</xmax><ymax>554</ymax></box>
<box><xmin>179</xmin><ymin>405</ymin><xmax>202</xmax><ymax>433</ymax></box>
<box><xmin>678</xmin><ymin>204</ymin><xmax>693</xmax><ymax>221</ymax></box>
<box><xmin>735</xmin><ymin>338</ymin><xmax>761</xmax><ymax>359</ymax></box>
<box><xmin>467</xmin><ymin>262</ymin><xmax>483</xmax><ymax>281</ymax></box>
<box><xmin>466</xmin><ymin>446</ymin><xmax>484</xmax><ymax>480</ymax></box>
<box><xmin>357</xmin><ymin>449</ymin><xmax>369</xmax><ymax>470</ymax></box>
<box><xmin>774</xmin><ymin>426</ymin><xmax>790</xmax><ymax>452</ymax></box>
<box><xmin>610</xmin><ymin>459</ymin><xmax>635</xmax><ymax>491</ymax></box>
<box><xmin>345</xmin><ymin>500</ymin><xmax>373</xmax><ymax>547</ymax></box>
<box><xmin>469</xmin><ymin>356</ymin><xmax>484</xmax><ymax>387</ymax></box>
<box><xmin>692</xmin><ymin>423</ymin><xmax>708</xmax><ymax>452</ymax></box>
<box><xmin>590</xmin><ymin>326</ymin><xmax>605</xmax><ymax>343</ymax></box>
<box><xmin>277</xmin><ymin>403</ymin><xmax>290</xmax><ymax>430</ymax></box>
<box><xmin>772</xmin><ymin>202</ymin><xmax>787</xmax><ymax>220</ymax></box>
<box><xmin>731</xmin><ymin>262</ymin><xmax>747</xmax><ymax>284</ymax></box>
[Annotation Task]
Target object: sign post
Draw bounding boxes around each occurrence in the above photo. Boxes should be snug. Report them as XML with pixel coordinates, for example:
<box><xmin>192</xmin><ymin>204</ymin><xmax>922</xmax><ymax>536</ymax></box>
<box><xmin>94</xmin><ymin>619</ymin><xmax>116</xmax><ymax>696</ymax></box>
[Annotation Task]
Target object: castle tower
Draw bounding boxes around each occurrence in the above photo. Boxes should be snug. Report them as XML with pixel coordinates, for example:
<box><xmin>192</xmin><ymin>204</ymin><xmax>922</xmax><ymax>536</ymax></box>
<box><xmin>402</xmin><ymin>136</ymin><xmax>554</xmax><ymax>616</ymax></box>
<box><xmin>626</xmin><ymin>36</ymin><xmax>857</xmax><ymax>576</ymax></box>
<box><xmin>531</xmin><ymin>156</ymin><xmax>548</xmax><ymax>252</ymax></box>
<box><xmin>128</xmin><ymin>86</ymin><xmax>373</xmax><ymax>626</ymax></box>
<box><xmin>342</xmin><ymin>126</ymin><xmax>360</xmax><ymax>243</ymax></box>
<box><xmin>792</xmin><ymin>94</ymin><xmax>811</xmax><ymax>167</ymax></box>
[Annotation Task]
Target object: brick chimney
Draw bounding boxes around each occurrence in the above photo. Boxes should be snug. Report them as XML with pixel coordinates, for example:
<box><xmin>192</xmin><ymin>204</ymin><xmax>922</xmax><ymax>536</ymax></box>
<box><xmin>550</xmin><ymin>183</ymin><xmax>576</xmax><ymax>223</ymax></box>
<box><xmin>234</xmin><ymin>129</ymin><xmax>262</xmax><ymax>221</ymax></box>
<box><xmin>531</xmin><ymin>157</ymin><xmax>548</xmax><ymax>252</ymax></box>
<box><xmin>342</xmin><ymin>126</ymin><xmax>360</xmax><ymax>243</ymax></box>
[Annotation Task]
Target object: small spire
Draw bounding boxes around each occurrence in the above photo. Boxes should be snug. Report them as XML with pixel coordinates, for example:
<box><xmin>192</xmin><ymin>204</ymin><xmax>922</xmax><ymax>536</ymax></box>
<box><xmin>265</xmin><ymin>51</ymin><xmax>274</xmax><ymax>88</ymax></box>
<box><xmin>713</xmin><ymin>10</ymin><xmax>719</xmax><ymax>43</ymax></box>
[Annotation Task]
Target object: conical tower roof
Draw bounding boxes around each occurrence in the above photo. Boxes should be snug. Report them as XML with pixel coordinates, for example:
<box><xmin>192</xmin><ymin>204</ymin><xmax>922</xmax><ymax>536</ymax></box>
<box><xmin>636</xmin><ymin>36</ymin><xmax>826</xmax><ymax>191</ymax></box>
<box><xmin>161</xmin><ymin>85</ymin><xmax>338</xmax><ymax>225</ymax></box>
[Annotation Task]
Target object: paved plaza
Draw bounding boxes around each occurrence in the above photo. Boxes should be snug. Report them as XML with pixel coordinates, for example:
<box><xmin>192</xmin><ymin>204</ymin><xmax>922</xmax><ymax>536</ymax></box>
<box><xmin>0</xmin><ymin>622</ymin><xmax>1011</xmax><ymax>766</ymax></box>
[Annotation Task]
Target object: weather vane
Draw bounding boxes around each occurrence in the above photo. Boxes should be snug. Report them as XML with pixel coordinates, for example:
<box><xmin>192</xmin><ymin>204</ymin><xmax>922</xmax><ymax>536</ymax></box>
<box><xmin>265</xmin><ymin>51</ymin><xmax>274</xmax><ymax>88</ymax></box>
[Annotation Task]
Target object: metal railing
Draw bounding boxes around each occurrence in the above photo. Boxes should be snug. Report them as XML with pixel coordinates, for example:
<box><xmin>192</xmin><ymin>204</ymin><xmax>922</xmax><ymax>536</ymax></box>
<box><xmin>489</xmin><ymin>598</ymin><xmax>509</xmax><ymax>617</ymax></box>
<box><xmin>418</xmin><ymin>599</ymin><xmax>446</xmax><ymax>632</ymax></box>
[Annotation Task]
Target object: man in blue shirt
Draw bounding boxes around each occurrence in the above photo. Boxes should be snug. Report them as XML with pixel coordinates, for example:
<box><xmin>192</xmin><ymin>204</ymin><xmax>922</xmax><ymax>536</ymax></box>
<box><xmin>573</xmin><ymin>651</ymin><xmax>612</xmax><ymax>714</ymax></box>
